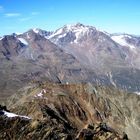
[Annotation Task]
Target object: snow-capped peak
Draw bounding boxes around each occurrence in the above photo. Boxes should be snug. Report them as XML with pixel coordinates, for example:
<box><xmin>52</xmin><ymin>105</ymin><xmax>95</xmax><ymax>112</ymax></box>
<box><xmin>64</xmin><ymin>23</ymin><xmax>87</xmax><ymax>30</ymax></box>
<box><xmin>111</xmin><ymin>34</ymin><xmax>135</xmax><ymax>50</ymax></box>
<box><xmin>28</xmin><ymin>28</ymin><xmax>52</xmax><ymax>38</ymax></box>
<box><xmin>47</xmin><ymin>23</ymin><xmax>95</xmax><ymax>43</ymax></box>
<box><xmin>63</xmin><ymin>23</ymin><xmax>95</xmax><ymax>32</ymax></box>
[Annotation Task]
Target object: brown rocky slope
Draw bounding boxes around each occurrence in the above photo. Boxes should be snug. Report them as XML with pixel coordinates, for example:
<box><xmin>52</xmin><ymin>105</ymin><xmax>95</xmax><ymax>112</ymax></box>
<box><xmin>0</xmin><ymin>83</ymin><xmax>139</xmax><ymax>139</ymax></box>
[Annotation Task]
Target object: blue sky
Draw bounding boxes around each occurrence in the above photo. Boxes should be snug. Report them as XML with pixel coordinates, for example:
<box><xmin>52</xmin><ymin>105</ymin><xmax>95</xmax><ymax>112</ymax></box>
<box><xmin>0</xmin><ymin>0</ymin><xmax>140</xmax><ymax>35</ymax></box>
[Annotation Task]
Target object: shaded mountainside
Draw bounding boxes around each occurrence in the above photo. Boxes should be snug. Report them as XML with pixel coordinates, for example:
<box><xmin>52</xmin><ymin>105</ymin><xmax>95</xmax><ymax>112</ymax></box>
<box><xmin>1</xmin><ymin>83</ymin><xmax>139</xmax><ymax>140</ymax></box>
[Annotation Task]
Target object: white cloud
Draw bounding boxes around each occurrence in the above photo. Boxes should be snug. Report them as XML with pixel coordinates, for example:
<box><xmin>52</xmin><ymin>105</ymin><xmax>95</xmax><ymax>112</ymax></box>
<box><xmin>31</xmin><ymin>12</ymin><xmax>39</xmax><ymax>16</ymax></box>
<box><xmin>5</xmin><ymin>13</ymin><xmax>21</xmax><ymax>17</ymax></box>
<box><xmin>19</xmin><ymin>12</ymin><xmax>39</xmax><ymax>22</ymax></box>
<box><xmin>19</xmin><ymin>17</ymin><xmax>31</xmax><ymax>22</ymax></box>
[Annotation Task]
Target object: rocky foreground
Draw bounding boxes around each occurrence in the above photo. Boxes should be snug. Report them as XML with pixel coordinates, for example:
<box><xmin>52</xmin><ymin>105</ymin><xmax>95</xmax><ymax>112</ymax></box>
<box><xmin>0</xmin><ymin>83</ymin><xmax>139</xmax><ymax>139</ymax></box>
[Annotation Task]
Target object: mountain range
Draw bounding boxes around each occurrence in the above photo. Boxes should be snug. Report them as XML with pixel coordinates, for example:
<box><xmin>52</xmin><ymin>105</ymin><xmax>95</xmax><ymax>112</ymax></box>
<box><xmin>0</xmin><ymin>23</ymin><xmax>140</xmax><ymax>140</ymax></box>
<box><xmin>0</xmin><ymin>23</ymin><xmax>140</xmax><ymax>101</ymax></box>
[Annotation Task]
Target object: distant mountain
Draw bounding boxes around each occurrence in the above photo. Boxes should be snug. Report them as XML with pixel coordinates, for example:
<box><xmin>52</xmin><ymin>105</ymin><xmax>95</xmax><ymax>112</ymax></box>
<box><xmin>0</xmin><ymin>31</ymin><xmax>99</xmax><ymax>101</ymax></box>
<box><xmin>0</xmin><ymin>23</ymin><xmax>140</xmax><ymax>101</ymax></box>
<box><xmin>46</xmin><ymin>23</ymin><xmax>140</xmax><ymax>68</ymax></box>
<box><xmin>111</xmin><ymin>33</ymin><xmax>140</xmax><ymax>49</ymax></box>
<box><xmin>46</xmin><ymin>23</ymin><xmax>140</xmax><ymax>92</ymax></box>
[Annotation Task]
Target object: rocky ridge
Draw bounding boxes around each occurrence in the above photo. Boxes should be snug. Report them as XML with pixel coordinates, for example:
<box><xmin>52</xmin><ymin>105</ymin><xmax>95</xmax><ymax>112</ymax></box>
<box><xmin>1</xmin><ymin>83</ymin><xmax>139</xmax><ymax>140</ymax></box>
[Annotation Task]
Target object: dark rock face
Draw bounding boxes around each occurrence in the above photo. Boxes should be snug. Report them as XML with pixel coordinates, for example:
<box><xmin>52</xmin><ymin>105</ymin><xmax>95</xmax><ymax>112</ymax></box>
<box><xmin>0</xmin><ymin>116</ymin><xmax>124</xmax><ymax>140</ymax></box>
<box><xmin>0</xmin><ymin>105</ymin><xmax>9</xmax><ymax>112</ymax></box>
<box><xmin>0</xmin><ymin>111</ymin><xmax>4</xmax><ymax>115</ymax></box>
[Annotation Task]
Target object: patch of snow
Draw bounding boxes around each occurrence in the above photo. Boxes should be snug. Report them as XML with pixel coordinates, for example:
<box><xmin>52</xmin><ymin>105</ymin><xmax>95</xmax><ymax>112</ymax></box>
<box><xmin>0</xmin><ymin>37</ymin><xmax>4</xmax><ymax>40</ymax></box>
<box><xmin>26</xmin><ymin>33</ymin><xmax>30</xmax><ymax>39</ymax></box>
<box><xmin>33</xmin><ymin>28</ymin><xmax>39</xmax><ymax>34</ymax></box>
<box><xmin>31</xmin><ymin>53</ymin><xmax>34</xmax><ymax>60</ymax></box>
<box><xmin>47</xmin><ymin>28</ymin><xmax>63</xmax><ymax>39</ymax></box>
<box><xmin>134</xmin><ymin>92</ymin><xmax>140</xmax><ymax>95</ymax></box>
<box><xmin>35</xmin><ymin>89</ymin><xmax>46</xmax><ymax>98</ymax></box>
<box><xmin>18</xmin><ymin>38</ymin><xmax>28</xmax><ymax>45</ymax></box>
<box><xmin>58</xmin><ymin>33</ymin><xmax>67</xmax><ymax>39</ymax></box>
<box><xmin>127</xmin><ymin>35</ymin><xmax>132</xmax><ymax>39</ymax></box>
<box><xmin>37</xmin><ymin>92</ymin><xmax>43</xmax><ymax>97</ymax></box>
<box><xmin>42</xmin><ymin>89</ymin><xmax>46</xmax><ymax>93</ymax></box>
<box><xmin>15</xmin><ymin>32</ymin><xmax>21</xmax><ymax>35</ymax></box>
<box><xmin>74</xmin><ymin>28</ymin><xmax>88</xmax><ymax>43</ymax></box>
<box><xmin>66</xmin><ymin>24</ymin><xmax>89</xmax><ymax>43</ymax></box>
<box><xmin>108</xmin><ymin>72</ymin><xmax>116</xmax><ymax>87</ymax></box>
<box><xmin>98</xmin><ymin>38</ymin><xmax>106</xmax><ymax>43</ymax></box>
<box><xmin>111</xmin><ymin>35</ymin><xmax>135</xmax><ymax>49</ymax></box>
<box><xmin>74</xmin><ymin>32</ymin><xmax>81</xmax><ymax>43</ymax></box>
<box><xmin>3</xmin><ymin>111</ymin><xmax>31</xmax><ymax>119</ymax></box>
<box><xmin>4</xmin><ymin>111</ymin><xmax>18</xmax><ymax>117</ymax></box>
<box><xmin>20</xmin><ymin>115</ymin><xmax>31</xmax><ymax>119</ymax></box>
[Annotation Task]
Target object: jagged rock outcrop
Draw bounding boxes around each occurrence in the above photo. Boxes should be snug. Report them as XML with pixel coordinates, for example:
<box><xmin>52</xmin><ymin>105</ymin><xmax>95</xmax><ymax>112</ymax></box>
<box><xmin>0</xmin><ymin>115</ymin><xmax>127</xmax><ymax>140</ymax></box>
